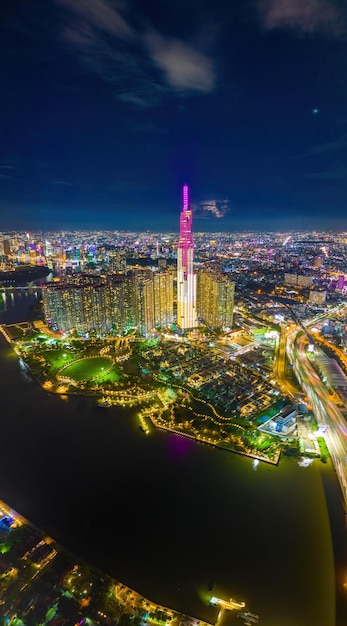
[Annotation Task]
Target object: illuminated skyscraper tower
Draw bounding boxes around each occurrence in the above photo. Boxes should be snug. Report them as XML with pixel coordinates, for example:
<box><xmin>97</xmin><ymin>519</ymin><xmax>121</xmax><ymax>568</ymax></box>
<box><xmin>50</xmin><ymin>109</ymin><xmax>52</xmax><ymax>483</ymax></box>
<box><xmin>177</xmin><ymin>184</ymin><xmax>197</xmax><ymax>329</ymax></box>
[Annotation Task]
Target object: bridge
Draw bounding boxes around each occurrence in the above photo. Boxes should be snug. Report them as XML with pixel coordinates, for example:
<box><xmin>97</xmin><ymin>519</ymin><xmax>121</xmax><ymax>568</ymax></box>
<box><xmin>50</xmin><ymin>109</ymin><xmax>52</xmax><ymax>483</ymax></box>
<box><xmin>0</xmin><ymin>285</ymin><xmax>43</xmax><ymax>291</ymax></box>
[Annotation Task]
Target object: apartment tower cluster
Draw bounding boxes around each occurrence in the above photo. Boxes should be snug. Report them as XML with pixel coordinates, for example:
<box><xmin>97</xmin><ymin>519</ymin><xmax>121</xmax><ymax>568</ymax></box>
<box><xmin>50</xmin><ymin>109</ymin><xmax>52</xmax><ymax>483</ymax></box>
<box><xmin>42</xmin><ymin>186</ymin><xmax>234</xmax><ymax>336</ymax></box>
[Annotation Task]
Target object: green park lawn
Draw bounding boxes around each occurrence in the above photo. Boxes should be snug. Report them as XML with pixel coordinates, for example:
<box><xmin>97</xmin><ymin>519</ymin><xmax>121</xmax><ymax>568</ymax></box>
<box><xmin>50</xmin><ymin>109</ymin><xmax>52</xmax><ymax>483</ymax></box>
<box><xmin>44</xmin><ymin>348</ymin><xmax>78</xmax><ymax>371</ymax></box>
<box><xmin>103</xmin><ymin>367</ymin><xmax>123</xmax><ymax>383</ymax></box>
<box><xmin>60</xmin><ymin>356</ymin><xmax>113</xmax><ymax>382</ymax></box>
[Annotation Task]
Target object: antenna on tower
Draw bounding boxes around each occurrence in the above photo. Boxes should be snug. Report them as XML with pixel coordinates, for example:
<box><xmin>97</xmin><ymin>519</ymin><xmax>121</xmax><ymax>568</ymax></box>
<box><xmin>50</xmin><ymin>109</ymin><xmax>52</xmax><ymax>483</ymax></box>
<box><xmin>183</xmin><ymin>184</ymin><xmax>189</xmax><ymax>211</ymax></box>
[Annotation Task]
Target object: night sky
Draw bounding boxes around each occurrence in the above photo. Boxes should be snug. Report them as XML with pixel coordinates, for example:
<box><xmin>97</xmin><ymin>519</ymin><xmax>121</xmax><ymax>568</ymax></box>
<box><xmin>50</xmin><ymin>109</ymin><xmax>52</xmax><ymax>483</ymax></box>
<box><xmin>1</xmin><ymin>0</ymin><xmax>347</xmax><ymax>231</ymax></box>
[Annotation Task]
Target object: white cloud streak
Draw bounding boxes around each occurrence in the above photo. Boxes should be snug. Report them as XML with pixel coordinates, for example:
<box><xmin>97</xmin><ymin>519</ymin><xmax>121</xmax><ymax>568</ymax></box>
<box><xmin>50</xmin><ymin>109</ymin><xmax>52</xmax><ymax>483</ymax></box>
<box><xmin>146</xmin><ymin>33</ymin><xmax>215</xmax><ymax>93</ymax></box>
<box><xmin>193</xmin><ymin>199</ymin><xmax>230</xmax><ymax>218</ymax></box>
<box><xmin>256</xmin><ymin>0</ymin><xmax>345</xmax><ymax>35</ymax></box>
<box><xmin>58</xmin><ymin>0</ymin><xmax>131</xmax><ymax>38</ymax></box>
<box><xmin>56</xmin><ymin>0</ymin><xmax>217</xmax><ymax>106</ymax></box>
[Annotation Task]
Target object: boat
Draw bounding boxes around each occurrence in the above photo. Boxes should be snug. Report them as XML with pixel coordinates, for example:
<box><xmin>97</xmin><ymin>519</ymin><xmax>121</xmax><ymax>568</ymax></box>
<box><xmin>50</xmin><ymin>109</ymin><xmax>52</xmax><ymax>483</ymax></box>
<box><xmin>238</xmin><ymin>610</ymin><xmax>259</xmax><ymax>624</ymax></box>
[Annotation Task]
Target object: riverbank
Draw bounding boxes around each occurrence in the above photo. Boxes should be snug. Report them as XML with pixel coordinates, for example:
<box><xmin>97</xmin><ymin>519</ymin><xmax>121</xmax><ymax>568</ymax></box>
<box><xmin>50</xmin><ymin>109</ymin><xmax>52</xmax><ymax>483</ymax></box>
<box><xmin>153</xmin><ymin>421</ymin><xmax>281</xmax><ymax>465</ymax></box>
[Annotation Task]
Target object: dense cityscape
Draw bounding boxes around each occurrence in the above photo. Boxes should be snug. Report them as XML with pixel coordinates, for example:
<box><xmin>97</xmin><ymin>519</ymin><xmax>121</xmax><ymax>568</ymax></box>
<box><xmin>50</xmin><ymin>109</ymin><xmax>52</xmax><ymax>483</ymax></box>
<box><xmin>0</xmin><ymin>185</ymin><xmax>347</xmax><ymax>625</ymax></box>
<box><xmin>2</xmin><ymin>0</ymin><xmax>347</xmax><ymax>623</ymax></box>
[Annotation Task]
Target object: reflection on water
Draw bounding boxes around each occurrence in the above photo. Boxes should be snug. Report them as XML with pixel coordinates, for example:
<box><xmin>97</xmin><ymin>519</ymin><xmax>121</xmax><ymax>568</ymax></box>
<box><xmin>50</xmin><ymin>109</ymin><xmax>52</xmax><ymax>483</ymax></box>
<box><xmin>0</xmin><ymin>288</ymin><xmax>40</xmax><ymax>323</ymax></box>
<box><xmin>0</xmin><ymin>272</ymin><xmax>52</xmax><ymax>322</ymax></box>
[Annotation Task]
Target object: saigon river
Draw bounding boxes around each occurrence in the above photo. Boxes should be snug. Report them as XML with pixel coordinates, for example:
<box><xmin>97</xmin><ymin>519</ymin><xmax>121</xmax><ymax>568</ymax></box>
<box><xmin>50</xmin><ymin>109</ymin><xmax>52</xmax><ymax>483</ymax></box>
<box><xmin>0</xmin><ymin>289</ymin><xmax>346</xmax><ymax>626</ymax></box>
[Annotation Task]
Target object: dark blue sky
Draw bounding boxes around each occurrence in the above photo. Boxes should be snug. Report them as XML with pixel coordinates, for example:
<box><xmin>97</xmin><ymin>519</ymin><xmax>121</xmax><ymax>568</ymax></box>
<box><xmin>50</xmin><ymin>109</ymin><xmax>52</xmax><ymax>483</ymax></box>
<box><xmin>1</xmin><ymin>0</ymin><xmax>347</xmax><ymax>231</ymax></box>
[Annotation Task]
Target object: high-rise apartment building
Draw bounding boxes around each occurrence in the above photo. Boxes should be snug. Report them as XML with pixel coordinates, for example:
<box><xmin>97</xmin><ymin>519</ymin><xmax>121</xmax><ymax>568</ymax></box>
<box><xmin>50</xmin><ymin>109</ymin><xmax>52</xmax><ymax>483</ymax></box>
<box><xmin>136</xmin><ymin>271</ymin><xmax>174</xmax><ymax>335</ymax></box>
<box><xmin>108</xmin><ymin>273</ymin><xmax>137</xmax><ymax>333</ymax></box>
<box><xmin>44</xmin><ymin>240</ymin><xmax>52</xmax><ymax>258</ymax></box>
<box><xmin>43</xmin><ymin>273</ymin><xmax>138</xmax><ymax>336</ymax></box>
<box><xmin>43</xmin><ymin>284</ymin><xmax>93</xmax><ymax>335</ymax></box>
<box><xmin>153</xmin><ymin>271</ymin><xmax>174</xmax><ymax>327</ymax></box>
<box><xmin>197</xmin><ymin>271</ymin><xmax>235</xmax><ymax>330</ymax></box>
<box><xmin>177</xmin><ymin>184</ymin><xmax>197</xmax><ymax>329</ymax></box>
<box><xmin>3</xmin><ymin>239</ymin><xmax>11</xmax><ymax>257</ymax></box>
<box><xmin>43</xmin><ymin>269</ymin><xmax>174</xmax><ymax>337</ymax></box>
<box><xmin>108</xmin><ymin>249</ymin><xmax>127</xmax><ymax>273</ymax></box>
<box><xmin>136</xmin><ymin>278</ymin><xmax>155</xmax><ymax>335</ymax></box>
<box><xmin>43</xmin><ymin>284</ymin><xmax>107</xmax><ymax>335</ymax></box>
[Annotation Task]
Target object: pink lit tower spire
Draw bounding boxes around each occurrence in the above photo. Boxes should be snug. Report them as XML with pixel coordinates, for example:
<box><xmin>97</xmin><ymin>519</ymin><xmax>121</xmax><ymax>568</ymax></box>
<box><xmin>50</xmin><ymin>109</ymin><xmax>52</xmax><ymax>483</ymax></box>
<box><xmin>177</xmin><ymin>184</ymin><xmax>197</xmax><ymax>329</ymax></box>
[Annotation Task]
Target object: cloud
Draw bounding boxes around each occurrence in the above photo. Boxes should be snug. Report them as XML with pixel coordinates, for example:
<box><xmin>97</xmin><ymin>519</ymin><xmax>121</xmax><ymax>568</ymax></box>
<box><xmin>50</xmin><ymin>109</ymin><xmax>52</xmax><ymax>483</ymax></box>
<box><xmin>304</xmin><ymin>166</ymin><xmax>347</xmax><ymax>181</ymax></box>
<box><xmin>145</xmin><ymin>33</ymin><xmax>215</xmax><ymax>93</ymax></box>
<box><xmin>57</xmin><ymin>0</ymin><xmax>162</xmax><ymax>106</ymax></box>
<box><xmin>300</xmin><ymin>134</ymin><xmax>347</xmax><ymax>157</ymax></box>
<box><xmin>193</xmin><ymin>199</ymin><xmax>230</xmax><ymax>218</ymax></box>
<box><xmin>58</xmin><ymin>0</ymin><xmax>131</xmax><ymax>38</ymax></box>
<box><xmin>256</xmin><ymin>0</ymin><xmax>345</xmax><ymax>35</ymax></box>
<box><xmin>56</xmin><ymin>0</ymin><xmax>217</xmax><ymax>106</ymax></box>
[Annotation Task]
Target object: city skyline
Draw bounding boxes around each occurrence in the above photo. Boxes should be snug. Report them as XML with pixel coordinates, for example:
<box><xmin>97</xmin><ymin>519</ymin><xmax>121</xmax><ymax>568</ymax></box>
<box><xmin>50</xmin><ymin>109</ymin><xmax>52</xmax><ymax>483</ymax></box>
<box><xmin>1</xmin><ymin>0</ymin><xmax>347</xmax><ymax>231</ymax></box>
<box><xmin>1</xmin><ymin>219</ymin><xmax>347</xmax><ymax>623</ymax></box>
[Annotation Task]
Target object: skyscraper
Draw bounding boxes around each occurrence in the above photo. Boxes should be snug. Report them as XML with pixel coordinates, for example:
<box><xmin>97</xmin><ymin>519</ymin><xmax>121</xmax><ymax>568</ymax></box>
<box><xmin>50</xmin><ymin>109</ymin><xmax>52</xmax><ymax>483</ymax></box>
<box><xmin>177</xmin><ymin>184</ymin><xmax>197</xmax><ymax>329</ymax></box>
<box><xmin>136</xmin><ymin>277</ymin><xmax>155</xmax><ymax>335</ymax></box>
<box><xmin>197</xmin><ymin>270</ymin><xmax>235</xmax><ymax>330</ymax></box>
<box><xmin>153</xmin><ymin>272</ymin><xmax>174</xmax><ymax>328</ymax></box>
<box><xmin>136</xmin><ymin>271</ymin><xmax>174</xmax><ymax>335</ymax></box>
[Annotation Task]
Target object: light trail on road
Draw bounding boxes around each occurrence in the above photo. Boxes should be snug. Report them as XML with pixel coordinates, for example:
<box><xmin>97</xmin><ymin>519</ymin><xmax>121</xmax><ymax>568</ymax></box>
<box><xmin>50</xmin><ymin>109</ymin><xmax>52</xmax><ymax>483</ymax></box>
<box><xmin>287</xmin><ymin>330</ymin><xmax>347</xmax><ymax>512</ymax></box>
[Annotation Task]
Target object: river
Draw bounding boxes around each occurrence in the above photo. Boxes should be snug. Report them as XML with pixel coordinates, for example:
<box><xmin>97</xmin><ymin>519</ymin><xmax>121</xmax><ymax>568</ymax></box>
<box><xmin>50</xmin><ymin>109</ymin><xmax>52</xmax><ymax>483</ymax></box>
<box><xmin>0</xmin><ymin>289</ymin><xmax>346</xmax><ymax>626</ymax></box>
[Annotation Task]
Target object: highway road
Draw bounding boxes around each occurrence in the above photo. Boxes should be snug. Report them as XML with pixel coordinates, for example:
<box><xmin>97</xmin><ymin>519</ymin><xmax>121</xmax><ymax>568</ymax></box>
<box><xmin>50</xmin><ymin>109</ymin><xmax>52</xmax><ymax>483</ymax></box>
<box><xmin>232</xmin><ymin>302</ymin><xmax>347</xmax><ymax>510</ymax></box>
<box><xmin>274</xmin><ymin>322</ymin><xmax>302</xmax><ymax>399</ymax></box>
<box><xmin>287</xmin><ymin>330</ymin><xmax>347</xmax><ymax>512</ymax></box>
